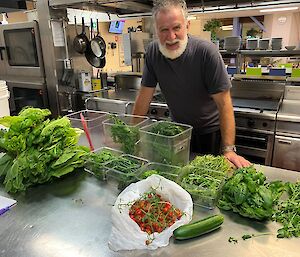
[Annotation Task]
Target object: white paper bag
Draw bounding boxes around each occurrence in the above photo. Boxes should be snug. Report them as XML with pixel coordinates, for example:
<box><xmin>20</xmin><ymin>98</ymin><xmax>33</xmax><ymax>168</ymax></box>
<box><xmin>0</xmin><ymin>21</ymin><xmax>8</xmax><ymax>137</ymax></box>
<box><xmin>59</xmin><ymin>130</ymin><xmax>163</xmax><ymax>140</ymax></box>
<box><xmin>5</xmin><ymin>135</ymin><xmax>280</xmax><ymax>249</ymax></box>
<box><xmin>108</xmin><ymin>174</ymin><xmax>193</xmax><ymax>251</ymax></box>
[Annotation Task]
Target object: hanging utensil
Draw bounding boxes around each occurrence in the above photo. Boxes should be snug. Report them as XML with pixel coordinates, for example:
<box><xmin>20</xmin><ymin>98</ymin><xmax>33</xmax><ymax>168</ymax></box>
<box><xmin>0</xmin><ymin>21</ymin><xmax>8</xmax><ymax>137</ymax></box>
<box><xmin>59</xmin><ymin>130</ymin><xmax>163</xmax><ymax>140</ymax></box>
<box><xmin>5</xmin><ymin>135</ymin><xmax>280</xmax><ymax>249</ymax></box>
<box><xmin>73</xmin><ymin>16</ymin><xmax>89</xmax><ymax>54</ymax></box>
<box><xmin>85</xmin><ymin>18</ymin><xmax>106</xmax><ymax>68</ymax></box>
<box><xmin>90</xmin><ymin>19</ymin><xmax>106</xmax><ymax>58</ymax></box>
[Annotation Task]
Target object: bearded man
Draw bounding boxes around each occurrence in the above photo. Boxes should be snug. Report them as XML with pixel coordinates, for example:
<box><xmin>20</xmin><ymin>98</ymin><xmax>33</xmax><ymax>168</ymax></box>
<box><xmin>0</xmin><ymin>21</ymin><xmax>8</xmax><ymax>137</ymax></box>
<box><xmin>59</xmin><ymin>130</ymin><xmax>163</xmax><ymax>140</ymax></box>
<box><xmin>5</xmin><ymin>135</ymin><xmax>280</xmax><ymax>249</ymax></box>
<box><xmin>132</xmin><ymin>0</ymin><xmax>250</xmax><ymax>168</ymax></box>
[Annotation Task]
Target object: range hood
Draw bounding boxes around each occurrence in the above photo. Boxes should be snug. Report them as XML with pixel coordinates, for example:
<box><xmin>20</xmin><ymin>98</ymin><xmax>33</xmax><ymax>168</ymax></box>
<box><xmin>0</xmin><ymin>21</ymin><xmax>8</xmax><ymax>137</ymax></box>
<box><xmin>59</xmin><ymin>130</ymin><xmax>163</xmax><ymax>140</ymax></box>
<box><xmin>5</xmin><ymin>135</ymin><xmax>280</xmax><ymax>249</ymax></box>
<box><xmin>49</xmin><ymin>0</ymin><xmax>300</xmax><ymax>15</ymax></box>
<box><xmin>0</xmin><ymin>0</ymin><xmax>27</xmax><ymax>13</ymax></box>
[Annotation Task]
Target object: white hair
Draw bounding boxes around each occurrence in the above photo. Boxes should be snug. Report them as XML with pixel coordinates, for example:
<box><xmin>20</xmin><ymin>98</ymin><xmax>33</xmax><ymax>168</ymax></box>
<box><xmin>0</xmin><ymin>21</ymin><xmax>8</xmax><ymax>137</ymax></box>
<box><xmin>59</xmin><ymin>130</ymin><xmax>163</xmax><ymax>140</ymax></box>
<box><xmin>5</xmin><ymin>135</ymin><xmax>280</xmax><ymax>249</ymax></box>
<box><xmin>152</xmin><ymin>0</ymin><xmax>188</xmax><ymax>21</ymax></box>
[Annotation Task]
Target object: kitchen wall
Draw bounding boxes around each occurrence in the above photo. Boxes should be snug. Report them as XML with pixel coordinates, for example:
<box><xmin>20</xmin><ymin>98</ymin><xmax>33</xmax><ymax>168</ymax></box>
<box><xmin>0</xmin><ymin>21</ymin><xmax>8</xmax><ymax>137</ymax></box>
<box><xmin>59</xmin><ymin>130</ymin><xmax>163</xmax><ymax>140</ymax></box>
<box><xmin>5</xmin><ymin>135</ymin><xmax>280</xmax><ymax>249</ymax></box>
<box><xmin>99</xmin><ymin>19</ymin><xmax>141</xmax><ymax>74</ymax></box>
<box><xmin>263</xmin><ymin>12</ymin><xmax>300</xmax><ymax>48</ymax></box>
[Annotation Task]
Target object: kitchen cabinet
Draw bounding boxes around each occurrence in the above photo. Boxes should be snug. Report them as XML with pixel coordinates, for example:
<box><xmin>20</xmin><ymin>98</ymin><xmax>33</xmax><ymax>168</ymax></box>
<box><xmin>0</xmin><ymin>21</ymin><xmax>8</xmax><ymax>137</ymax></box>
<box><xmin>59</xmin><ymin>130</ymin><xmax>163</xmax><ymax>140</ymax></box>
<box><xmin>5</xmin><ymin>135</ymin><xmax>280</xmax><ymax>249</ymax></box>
<box><xmin>273</xmin><ymin>135</ymin><xmax>300</xmax><ymax>171</ymax></box>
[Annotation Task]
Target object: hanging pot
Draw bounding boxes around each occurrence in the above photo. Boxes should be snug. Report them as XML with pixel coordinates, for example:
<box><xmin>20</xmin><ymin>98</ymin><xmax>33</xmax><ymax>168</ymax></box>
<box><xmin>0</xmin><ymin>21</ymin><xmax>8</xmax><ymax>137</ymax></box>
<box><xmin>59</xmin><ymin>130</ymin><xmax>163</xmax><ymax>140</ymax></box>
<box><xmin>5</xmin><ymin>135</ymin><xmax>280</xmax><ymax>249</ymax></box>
<box><xmin>90</xmin><ymin>19</ymin><xmax>106</xmax><ymax>58</ymax></box>
<box><xmin>85</xmin><ymin>18</ymin><xmax>106</xmax><ymax>68</ymax></box>
<box><xmin>73</xmin><ymin>16</ymin><xmax>89</xmax><ymax>54</ymax></box>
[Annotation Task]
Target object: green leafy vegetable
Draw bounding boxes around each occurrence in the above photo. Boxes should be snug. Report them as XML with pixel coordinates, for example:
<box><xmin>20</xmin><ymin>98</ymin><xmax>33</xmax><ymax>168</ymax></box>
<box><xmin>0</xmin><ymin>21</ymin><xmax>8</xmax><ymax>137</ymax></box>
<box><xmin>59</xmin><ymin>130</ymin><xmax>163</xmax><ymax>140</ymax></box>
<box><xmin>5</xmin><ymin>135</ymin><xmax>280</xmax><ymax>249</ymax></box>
<box><xmin>0</xmin><ymin>107</ymin><xmax>89</xmax><ymax>193</ymax></box>
<box><xmin>218</xmin><ymin>166</ymin><xmax>283</xmax><ymax>221</ymax></box>
<box><xmin>273</xmin><ymin>181</ymin><xmax>300</xmax><ymax>238</ymax></box>
<box><xmin>178</xmin><ymin>155</ymin><xmax>231</xmax><ymax>207</ymax></box>
<box><xmin>109</xmin><ymin>115</ymin><xmax>139</xmax><ymax>154</ymax></box>
<box><xmin>143</xmin><ymin>121</ymin><xmax>187</xmax><ymax>165</ymax></box>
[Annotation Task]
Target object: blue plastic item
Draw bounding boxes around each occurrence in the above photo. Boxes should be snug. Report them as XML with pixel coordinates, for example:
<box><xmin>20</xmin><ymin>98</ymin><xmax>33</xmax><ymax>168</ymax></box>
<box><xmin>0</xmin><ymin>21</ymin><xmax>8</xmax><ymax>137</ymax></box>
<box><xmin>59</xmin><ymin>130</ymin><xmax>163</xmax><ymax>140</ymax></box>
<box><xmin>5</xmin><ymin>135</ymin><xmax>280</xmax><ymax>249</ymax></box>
<box><xmin>227</xmin><ymin>66</ymin><xmax>238</xmax><ymax>75</ymax></box>
<box><xmin>269</xmin><ymin>68</ymin><xmax>286</xmax><ymax>76</ymax></box>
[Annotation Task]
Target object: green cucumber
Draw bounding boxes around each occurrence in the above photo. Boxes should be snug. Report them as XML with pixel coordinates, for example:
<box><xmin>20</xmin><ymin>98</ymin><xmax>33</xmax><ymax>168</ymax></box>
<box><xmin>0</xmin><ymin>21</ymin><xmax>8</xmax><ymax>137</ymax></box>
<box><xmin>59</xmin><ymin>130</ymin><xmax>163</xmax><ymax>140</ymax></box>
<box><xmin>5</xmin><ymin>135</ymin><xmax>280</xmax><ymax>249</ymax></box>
<box><xmin>173</xmin><ymin>214</ymin><xmax>224</xmax><ymax>240</ymax></box>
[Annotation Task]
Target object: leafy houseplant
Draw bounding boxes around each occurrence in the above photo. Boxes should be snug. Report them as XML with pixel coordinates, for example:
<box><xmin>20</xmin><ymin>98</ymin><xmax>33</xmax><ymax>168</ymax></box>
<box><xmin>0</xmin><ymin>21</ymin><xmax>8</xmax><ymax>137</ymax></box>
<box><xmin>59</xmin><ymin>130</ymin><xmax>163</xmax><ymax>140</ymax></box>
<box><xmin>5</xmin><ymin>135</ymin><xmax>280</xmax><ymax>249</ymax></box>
<box><xmin>246</xmin><ymin>28</ymin><xmax>261</xmax><ymax>38</ymax></box>
<box><xmin>203</xmin><ymin>19</ymin><xmax>222</xmax><ymax>41</ymax></box>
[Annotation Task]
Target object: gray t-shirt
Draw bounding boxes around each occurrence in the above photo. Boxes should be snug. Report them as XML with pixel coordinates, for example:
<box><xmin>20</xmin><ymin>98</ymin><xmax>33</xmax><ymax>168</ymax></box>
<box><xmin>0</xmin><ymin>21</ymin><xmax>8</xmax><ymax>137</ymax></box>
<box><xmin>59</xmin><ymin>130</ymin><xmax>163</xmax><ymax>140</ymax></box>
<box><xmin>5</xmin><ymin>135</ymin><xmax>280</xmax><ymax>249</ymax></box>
<box><xmin>142</xmin><ymin>36</ymin><xmax>231</xmax><ymax>134</ymax></box>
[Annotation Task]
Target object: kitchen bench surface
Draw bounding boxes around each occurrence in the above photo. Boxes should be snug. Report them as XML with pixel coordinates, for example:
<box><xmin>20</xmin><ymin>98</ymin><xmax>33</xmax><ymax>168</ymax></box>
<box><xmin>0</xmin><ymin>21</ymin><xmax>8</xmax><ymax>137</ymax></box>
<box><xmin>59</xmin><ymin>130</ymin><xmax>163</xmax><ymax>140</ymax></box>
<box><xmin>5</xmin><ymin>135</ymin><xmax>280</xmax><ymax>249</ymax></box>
<box><xmin>0</xmin><ymin>164</ymin><xmax>299</xmax><ymax>257</ymax></box>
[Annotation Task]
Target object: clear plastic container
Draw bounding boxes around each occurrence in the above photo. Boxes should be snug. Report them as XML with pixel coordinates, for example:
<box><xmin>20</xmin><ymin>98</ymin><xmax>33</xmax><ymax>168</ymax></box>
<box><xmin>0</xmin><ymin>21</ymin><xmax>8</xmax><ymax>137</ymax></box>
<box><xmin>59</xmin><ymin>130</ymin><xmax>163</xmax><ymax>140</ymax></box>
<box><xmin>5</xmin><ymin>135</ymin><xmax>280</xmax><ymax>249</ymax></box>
<box><xmin>103</xmin><ymin>114</ymin><xmax>149</xmax><ymax>155</ymax></box>
<box><xmin>135</xmin><ymin>162</ymin><xmax>181</xmax><ymax>182</ymax></box>
<box><xmin>84</xmin><ymin>147</ymin><xmax>123</xmax><ymax>180</ymax></box>
<box><xmin>66</xmin><ymin>110</ymin><xmax>108</xmax><ymax>149</ymax></box>
<box><xmin>105</xmin><ymin>154</ymin><xmax>149</xmax><ymax>190</ymax></box>
<box><xmin>178</xmin><ymin>166</ymin><xmax>226</xmax><ymax>209</ymax></box>
<box><xmin>139</xmin><ymin>121</ymin><xmax>192</xmax><ymax>166</ymax></box>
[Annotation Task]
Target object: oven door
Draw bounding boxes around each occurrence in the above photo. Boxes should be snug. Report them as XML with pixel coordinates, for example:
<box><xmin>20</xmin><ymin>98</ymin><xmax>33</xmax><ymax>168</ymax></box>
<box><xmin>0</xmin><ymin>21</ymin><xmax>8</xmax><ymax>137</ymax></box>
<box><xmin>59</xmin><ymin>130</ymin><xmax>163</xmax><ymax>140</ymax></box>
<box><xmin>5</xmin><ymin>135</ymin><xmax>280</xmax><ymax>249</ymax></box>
<box><xmin>236</xmin><ymin>128</ymin><xmax>274</xmax><ymax>165</ymax></box>
<box><xmin>0</xmin><ymin>21</ymin><xmax>44</xmax><ymax>78</ymax></box>
<box><xmin>7</xmin><ymin>81</ymin><xmax>48</xmax><ymax>115</ymax></box>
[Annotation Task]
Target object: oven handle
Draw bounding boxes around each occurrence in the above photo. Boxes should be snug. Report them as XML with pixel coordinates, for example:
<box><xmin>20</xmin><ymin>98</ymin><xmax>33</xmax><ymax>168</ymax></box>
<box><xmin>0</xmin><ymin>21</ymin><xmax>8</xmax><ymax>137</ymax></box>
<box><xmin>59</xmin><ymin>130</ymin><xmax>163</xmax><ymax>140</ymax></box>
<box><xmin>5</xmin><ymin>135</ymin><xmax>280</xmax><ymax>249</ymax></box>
<box><xmin>0</xmin><ymin>46</ymin><xmax>5</xmax><ymax>60</ymax></box>
<box><xmin>5</xmin><ymin>46</ymin><xmax>11</xmax><ymax>61</ymax></box>
<box><xmin>236</xmin><ymin>134</ymin><xmax>267</xmax><ymax>142</ymax></box>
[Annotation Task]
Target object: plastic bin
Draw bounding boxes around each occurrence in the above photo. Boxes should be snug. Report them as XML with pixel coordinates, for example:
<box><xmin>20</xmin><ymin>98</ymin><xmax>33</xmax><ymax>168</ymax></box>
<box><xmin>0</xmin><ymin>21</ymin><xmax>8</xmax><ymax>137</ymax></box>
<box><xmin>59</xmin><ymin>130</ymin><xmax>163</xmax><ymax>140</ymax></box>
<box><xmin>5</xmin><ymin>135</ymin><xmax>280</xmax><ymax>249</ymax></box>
<box><xmin>105</xmin><ymin>154</ymin><xmax>149</xmax><ymax>190</ymax></box>
<box><xmin>139</xmin><ymin>121</ymin><xmax>192</xmax><ymax>166</ymax></box>
<box><xmin>66</xmin><ymin>110</ymin><xmax>108</xmax><ymax>149</ymax></box>
<box><xmin>103</xmin><ymin>114</ymin><xmax>149</xmax><ymax>155</ymax></box>
<box><xmin>135</xmin><ymin>162</ymin><xmax>181</xmax><ymax>182</ymax></box>
<box><xmin>178</xmin><ymin>166</ymin><xmax>226</xmax><ymax>209</ymax></box>
<box><xmin>84</xmin><ymin>147</ymin><xmax>123</xmax><ymax>180</ymax></box>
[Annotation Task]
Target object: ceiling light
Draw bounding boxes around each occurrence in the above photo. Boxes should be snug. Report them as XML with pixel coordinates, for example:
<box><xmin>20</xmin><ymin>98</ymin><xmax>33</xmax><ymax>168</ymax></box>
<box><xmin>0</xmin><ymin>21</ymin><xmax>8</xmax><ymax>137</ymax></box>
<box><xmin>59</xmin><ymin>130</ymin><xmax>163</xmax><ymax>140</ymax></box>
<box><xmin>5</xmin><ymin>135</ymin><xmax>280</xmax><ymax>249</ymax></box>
<box><xmin>222</xmin><ymin>25</ymin><xmax>233</xmax><ymax>31</ymax></box>
<box><xmin>260</xmin><ymin>7</ymin><xmax>299</xmax><ymax>13</ymax></box>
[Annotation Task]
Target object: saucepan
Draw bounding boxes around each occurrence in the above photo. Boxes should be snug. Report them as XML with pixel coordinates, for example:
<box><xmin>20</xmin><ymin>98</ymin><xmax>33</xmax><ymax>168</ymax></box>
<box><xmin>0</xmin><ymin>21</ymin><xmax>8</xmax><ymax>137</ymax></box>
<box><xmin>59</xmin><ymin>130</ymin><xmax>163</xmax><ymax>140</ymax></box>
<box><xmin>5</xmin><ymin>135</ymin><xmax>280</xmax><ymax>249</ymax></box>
<box><xmin>90</xmin><ymin>19</ymin><xmax>106</xmax><ymax>58</ymax></box>
<box><xmin>73</xmin><ymin>16</ymin><xmax>89</xmax><ymax>54</ymax></box>
<box><xmin>85</xmin><ymin>19</ymin><xmax>106</xmax><ymax>68</ymax></box>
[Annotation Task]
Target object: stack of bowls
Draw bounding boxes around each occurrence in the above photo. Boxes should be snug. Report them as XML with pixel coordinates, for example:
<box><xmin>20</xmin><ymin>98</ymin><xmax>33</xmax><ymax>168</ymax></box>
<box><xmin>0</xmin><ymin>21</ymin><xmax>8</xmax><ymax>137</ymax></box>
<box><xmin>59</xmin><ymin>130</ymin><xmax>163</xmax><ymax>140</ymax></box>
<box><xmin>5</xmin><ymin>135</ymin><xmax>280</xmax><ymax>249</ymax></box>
<box><xmin>246</xmin><ymin>38</ymin><xmax>258</xmax><ymax>50</ymax></box>
<box><xmin>224</xmin><ymin>36</ymin><xmax>241</xmax><ymax>51</ymax></box>
<box><xmin>271</xmin><ymin>38</ymin><xmax>282</xmax><ymax>50</ymax></box>
<box><xmin>259</xmin><ymin>38</ymin><xmax>270</xmax><ymax>50</ymax></box>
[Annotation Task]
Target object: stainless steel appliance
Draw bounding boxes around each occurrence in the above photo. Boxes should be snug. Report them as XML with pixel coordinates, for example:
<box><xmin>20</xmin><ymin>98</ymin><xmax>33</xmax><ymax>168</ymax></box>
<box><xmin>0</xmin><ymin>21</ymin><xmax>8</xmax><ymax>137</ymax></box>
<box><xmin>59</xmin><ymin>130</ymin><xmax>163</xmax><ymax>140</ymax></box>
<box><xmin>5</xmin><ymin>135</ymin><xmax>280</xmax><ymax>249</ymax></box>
<box><xmin>7</xmin><ymin>81</ymin><xmax>48</xmax><ymax>115</ymax></box>
<box><xmin>0</xmin><ymin>21</ymin><xmax>44</xmax><ymax>78</ymax></box>
<box><xmin>231</xmin><ymin>77</ymin><xmax>285</xmax><ymax>165</ymax></box>
<box><xmin>273</xmin><ymin>99</ymin><xmax>300</xmax><ymax>171</ymax></box>
<box><xmin>0</xmin><ymin>21</ymin><xmax>48</xmax><ymax>115</ymax></box>
<box><xmin>123</xmin><ymin>32</ymin><xmax>150</xmax><ymax>72</ymax></box>
<box><xmin>84</xmin><ymin>87</ymin><xmax>170</xmax><ymax>120</ymax></box>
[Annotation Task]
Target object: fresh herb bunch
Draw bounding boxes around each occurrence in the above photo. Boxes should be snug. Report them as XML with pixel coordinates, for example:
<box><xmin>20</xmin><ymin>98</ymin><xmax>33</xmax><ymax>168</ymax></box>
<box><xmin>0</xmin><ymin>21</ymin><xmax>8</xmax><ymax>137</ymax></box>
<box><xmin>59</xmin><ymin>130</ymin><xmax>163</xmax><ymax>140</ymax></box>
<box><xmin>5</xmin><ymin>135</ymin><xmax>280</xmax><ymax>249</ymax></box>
<box><xmin>109</xmin><ymin>115</ymin><xmax>139</xmax><ymax>154</ymax></box>
<box><xmin>145</xmin><ymin>122</ymin><xmax>187</xmax><ymax>165</ymax></box>
<box><xmin>218</xmin><ymin>166</ymin><xmax>281</xmax><ymax>220</ymax></box>
<box><xmin>106</xmin><ymin>155</ymin><xmax>146</xmax><ymax>190</ymax></box>
<box><xmin>190</xmin><ymin>155</ymin><xmax>231</xmax><ymax>172</ymax></box>
<box><xmin>140</xmin><ymin>169</ymin><xmax>178</xmax><ymax>182</ymax></box>
<box><xmin>0</xmin><ymin>107</ymin><xmax>89</xmax><ymax>193</ymax></box>
<box><xmin>273</xmin><ymin>181</ymin><xmax>300</xmax><ymax>238</ymax></box>
<box><xmin>149</xmin><ymin>122</ymin><xmax>184</xmax><ymax>136</ymax></box>
<box><xmin>178</xmin><ymin>155</ymin><xmax>230</xmax><ymax>200</ymax></box>
<box><xmin>86</xmin><ymin>149</ymin><xmax>120</xmax><ymax>179</ymax></box>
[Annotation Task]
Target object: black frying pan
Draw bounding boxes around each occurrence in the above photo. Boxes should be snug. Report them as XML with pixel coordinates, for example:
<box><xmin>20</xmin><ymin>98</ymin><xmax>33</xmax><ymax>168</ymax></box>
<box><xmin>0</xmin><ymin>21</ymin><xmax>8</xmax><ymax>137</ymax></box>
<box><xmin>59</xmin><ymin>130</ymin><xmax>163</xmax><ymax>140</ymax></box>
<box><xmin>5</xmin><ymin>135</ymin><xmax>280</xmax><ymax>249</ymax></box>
<box><xmin>85</xmin><ymin>19</ymin><xmax>106</xmax><ymax>68</ymax></box>
<box><xmin>73</xmin><ymin>17</ymin><xmax>89</xmax><ymax>54</ymax></box>
<box><xmin>90</xmin><ymin>19</ymin><xmax>106</xmax><ymax>58</ymax></box>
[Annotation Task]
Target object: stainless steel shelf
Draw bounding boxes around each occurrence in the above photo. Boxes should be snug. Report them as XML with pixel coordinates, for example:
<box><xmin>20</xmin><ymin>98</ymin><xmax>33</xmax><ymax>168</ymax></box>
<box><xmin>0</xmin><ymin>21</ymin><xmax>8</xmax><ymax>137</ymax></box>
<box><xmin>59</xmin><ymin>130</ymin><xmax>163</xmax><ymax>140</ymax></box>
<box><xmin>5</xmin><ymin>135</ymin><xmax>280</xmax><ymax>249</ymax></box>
<box><xmin>220</xmin><ymin>49</ymin><xmax>300</xmax><ymax>57</ymax></box>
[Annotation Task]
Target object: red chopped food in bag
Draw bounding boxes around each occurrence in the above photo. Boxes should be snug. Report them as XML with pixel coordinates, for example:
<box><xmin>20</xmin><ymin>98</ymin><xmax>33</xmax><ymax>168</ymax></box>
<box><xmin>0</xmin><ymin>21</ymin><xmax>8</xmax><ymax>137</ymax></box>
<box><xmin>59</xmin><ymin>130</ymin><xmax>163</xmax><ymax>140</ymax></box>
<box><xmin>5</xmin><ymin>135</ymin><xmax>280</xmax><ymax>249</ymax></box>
<box><xmin>129</xmin><ymin>190</ymin><xmax>183</xmax><ymax>235</ymax></box>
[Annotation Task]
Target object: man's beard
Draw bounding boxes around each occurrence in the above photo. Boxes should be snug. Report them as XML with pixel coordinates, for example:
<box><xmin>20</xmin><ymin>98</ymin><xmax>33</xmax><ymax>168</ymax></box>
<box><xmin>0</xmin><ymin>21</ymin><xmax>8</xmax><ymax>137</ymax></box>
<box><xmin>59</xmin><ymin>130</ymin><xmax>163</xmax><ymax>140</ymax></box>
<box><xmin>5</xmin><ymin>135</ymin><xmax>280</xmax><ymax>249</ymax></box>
<box><xmin>158</xmin><ymin>35</ymin><xmax>188</xmax><ymax>60</ymax></box>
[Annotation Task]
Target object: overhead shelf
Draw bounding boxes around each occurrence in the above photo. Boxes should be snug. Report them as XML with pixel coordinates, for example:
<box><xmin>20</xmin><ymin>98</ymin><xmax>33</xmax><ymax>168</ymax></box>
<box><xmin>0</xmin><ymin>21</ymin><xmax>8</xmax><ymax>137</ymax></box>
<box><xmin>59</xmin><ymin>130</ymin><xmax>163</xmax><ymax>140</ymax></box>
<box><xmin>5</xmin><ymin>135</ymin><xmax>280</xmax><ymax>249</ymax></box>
<box><xmin>220</xmin><ymin>49</ymin><xmax>300</xmax><ymax>57</ymax></box>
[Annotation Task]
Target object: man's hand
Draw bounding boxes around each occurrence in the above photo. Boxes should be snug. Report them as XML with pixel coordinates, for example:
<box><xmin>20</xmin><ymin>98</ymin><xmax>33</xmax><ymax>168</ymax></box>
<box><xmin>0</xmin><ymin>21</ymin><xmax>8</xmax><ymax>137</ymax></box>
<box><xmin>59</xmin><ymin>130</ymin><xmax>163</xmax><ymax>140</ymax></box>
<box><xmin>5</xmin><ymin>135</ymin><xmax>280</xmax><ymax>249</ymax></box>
<box><xmin>223</xmin><ymin>151</ymin><xmax>252</xmax><ymax>168</ymax></box>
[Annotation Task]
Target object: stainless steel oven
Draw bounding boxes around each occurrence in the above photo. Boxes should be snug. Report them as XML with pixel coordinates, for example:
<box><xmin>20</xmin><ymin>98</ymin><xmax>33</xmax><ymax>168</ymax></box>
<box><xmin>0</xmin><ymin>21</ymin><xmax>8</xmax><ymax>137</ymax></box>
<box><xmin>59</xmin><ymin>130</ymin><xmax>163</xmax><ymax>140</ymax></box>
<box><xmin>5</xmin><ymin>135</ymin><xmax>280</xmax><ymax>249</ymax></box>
<box><xmin>231</xmin><ymin>78</ymin><xmax>285</xmax><ymax>165</ymax></box>
<box><xmin>0</xmin><ymin>21</ymin><xmax>44</xmax><ymax>78</ymax></box>
<box><xmin>7</xmin><ymin>81</ymin><xmax>48</xmax><ymax>115</ymax></box>
<box><xmin>236</xmin><ymin>127</ymin><xmax>275</xmax><ymax>165</ymax></box>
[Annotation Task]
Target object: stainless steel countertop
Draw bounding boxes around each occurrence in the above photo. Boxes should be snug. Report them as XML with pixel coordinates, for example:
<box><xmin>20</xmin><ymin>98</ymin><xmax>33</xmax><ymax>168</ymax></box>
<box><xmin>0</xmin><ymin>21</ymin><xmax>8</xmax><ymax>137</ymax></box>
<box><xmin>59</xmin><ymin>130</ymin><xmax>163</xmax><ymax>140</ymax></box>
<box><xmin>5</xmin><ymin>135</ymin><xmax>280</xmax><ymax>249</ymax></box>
<box><xmin>0</xmin><ymin>164</ymin><xmax>299</xmax><ymax>257</ymax></box>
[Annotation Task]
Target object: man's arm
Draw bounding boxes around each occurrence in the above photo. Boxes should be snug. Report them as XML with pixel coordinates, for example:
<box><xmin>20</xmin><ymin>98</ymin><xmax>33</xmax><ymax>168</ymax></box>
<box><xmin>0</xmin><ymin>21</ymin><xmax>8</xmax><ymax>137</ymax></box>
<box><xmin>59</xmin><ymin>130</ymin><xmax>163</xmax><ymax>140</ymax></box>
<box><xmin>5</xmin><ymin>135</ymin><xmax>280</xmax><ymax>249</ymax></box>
<box><xmin>212</xmin><ymin>90</ymin><xmax>251</xmax><ymax>168</ymax></box>
<box><xmin>132</xmin><ymin>85</ymin><xmax>156</xmax><ymax>116</ymax></box>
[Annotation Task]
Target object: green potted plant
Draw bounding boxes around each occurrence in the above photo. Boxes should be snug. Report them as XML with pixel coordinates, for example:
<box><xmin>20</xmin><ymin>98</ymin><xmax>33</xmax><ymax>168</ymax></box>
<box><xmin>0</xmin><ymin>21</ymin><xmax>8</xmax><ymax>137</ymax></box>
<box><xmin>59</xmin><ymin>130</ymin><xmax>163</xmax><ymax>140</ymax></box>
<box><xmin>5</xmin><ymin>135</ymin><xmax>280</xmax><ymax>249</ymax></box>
<box><xmin>203</xmin><ymin>19</ymin><xmax>222</xmax><ymax>42</ymax></box>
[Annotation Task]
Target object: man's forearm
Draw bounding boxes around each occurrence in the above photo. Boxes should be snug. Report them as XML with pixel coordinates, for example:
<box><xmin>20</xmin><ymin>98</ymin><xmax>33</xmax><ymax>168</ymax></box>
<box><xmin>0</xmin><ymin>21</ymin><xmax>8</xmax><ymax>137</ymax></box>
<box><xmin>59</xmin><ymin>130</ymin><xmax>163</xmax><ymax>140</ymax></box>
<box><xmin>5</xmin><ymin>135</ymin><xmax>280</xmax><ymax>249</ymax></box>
<box><xmin>132</xmin><ymin>86</ymin><xmax>155</xmax><ymax>116</ymax></box>
<box><xmin>219</xmin><ymin>98</ymin><xmax>236</xmax><ymax>147</ymax></box>
<box><xmin>212</xmin><ymin>90</ymin><xmax>236</xmax><ymax>148</ymax></box>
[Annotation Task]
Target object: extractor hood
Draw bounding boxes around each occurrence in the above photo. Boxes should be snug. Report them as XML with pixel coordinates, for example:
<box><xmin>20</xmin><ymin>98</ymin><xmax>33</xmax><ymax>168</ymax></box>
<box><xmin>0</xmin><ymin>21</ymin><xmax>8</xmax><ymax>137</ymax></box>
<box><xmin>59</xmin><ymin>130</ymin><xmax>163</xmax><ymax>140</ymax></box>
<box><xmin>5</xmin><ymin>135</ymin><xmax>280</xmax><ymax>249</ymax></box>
<box><xmin>0</xmin><ymin>0</ymin><xmax>27</xmax><ymax>13</ymax></box>
<box><xmin>49</xmin><ymin>0</ymin><xmax>300</xmax><ymax>16</ymax></box>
